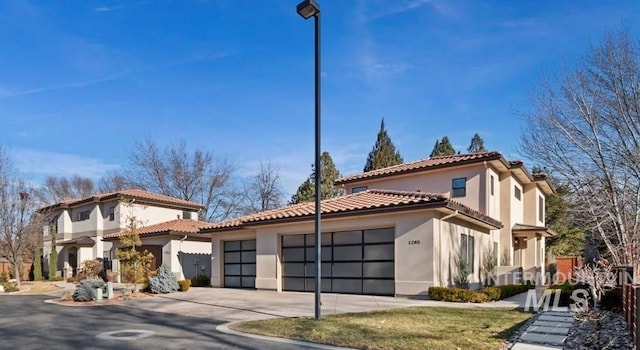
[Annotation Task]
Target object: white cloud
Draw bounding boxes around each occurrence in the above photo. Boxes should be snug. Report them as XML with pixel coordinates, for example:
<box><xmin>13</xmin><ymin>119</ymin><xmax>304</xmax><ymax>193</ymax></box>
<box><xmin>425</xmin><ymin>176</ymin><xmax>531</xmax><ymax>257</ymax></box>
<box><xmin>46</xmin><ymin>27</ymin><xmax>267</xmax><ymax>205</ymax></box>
<box><xmin>13</xmin><ymin>148</ymin><xmax>121</xmax><ymax>180</ymax></box>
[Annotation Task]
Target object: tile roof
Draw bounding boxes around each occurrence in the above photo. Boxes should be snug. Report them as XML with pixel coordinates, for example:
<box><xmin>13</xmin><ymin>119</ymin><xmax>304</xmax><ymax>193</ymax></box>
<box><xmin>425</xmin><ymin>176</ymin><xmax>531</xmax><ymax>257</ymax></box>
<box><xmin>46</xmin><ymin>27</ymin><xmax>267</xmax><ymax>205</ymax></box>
<box><xmin>202</xmin><ymin>189</ymin><xmax>502</xmax><ymax>231</ymax></box>
<box><xmin>57</xmin><ymin>236</ymin><xmax>96</xmax><ymax>246</ymax></box>
<box><xmin>40</xmin><ymin>189</ymin><xmax>204</xmax><ymax>211</ymax></box>
<box><xmin>335</xmin><ymin>151</ymin><xmax>505</xmax><ymax>185</ymax></box>
<box><xmin>512</xmin><ymin>223</ymin><xmax>556</xmax><ymax>237</ymax></box>
<box><xmin>103</xmin><ymin>219</ymin><xmax>211</xmax><ymax>240</ymax></box>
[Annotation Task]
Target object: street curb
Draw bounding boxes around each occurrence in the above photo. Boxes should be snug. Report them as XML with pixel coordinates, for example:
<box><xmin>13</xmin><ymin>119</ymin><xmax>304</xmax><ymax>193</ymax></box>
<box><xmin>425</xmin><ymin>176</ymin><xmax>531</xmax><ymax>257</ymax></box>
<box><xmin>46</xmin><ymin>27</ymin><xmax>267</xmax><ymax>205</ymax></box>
<box><xmin>216</xmin><ymin>322</ymin><xmax>354</xmax><ymax>350</ymax></box>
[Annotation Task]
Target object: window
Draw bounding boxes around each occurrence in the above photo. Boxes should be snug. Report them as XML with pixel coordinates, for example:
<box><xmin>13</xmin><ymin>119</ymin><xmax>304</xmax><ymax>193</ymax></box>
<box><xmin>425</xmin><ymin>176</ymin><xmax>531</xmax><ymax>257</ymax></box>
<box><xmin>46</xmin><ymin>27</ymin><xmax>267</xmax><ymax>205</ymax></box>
<box><xmin>75</xmin><ymin>210</ymin><xmax>90</xmax><ymax>221</ymax></box>
<box><xmin>538</xmin><ymin>196</ymin><xmax>544</xmax><ymax>222</ymax></box>
<box><xmin>493</xmin><ymin>242</ymin><xmax>499</xmax><ymax>265</ymax></box>
<box><xmin>452</xmin><ymin>178</ymin><xmax>466</xmax><ymax>197</ymax></box>
<box><xmin>514</xmin><ymin>186</ymin><xmax>521</xmax><ymax>200</ymax></box>
<box><xmin>490</xmin><ymin>175</ymin><xmax>495</xmax><ymax>196</ymax></box>
<box><xmin>108</xmin><ymin>207</ymin><xmax>115</xmax><ymax>221</ymax></box>
<box><xmin>352</xmin><ymin>186</ymin><xmax>367</xmax><ymax>194</ymax></box>
<box><xmin>183</xmin><ymin>211</ymin><xmax>192</xmax><ymax>220</ymax></box>
<box><xmin>460</xmin><ymin>233</ymin><xmax>475</xmax><ymax>271</ymax></box>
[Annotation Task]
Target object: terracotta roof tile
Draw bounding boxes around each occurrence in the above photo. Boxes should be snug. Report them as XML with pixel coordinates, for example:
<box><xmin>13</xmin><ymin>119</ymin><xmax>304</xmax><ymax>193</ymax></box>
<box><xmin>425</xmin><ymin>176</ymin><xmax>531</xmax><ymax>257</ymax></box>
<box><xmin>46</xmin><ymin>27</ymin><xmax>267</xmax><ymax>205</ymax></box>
<box><xmin>103</xmin><ymin>219</ymin><xmax>211</xmax><ymax>240</ymax></box>
<box><xmin>203</xmin><ymin>189</ymin><xmax>502</xmax><ymax>231</ymax></box>
<box><xmin>335</xmin><ymin>151</ymin><xmax>504</xmax><ymax>184</ymax></box>
<box><xmin>40</xmin><ymin>189</ymin><xmax>204</xmax><ymax>211</ymax></box>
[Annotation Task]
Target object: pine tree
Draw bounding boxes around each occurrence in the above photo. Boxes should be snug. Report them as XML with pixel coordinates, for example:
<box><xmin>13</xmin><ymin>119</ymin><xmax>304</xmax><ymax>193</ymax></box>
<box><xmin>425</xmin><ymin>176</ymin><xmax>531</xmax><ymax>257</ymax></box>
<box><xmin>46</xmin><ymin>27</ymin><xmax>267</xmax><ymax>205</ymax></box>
<box><xmin>363</xmin><ymin>118</ymin><xmax>404</xmax><ymax>172</ymax></box>
<box><xmin>290</xmin><ymin>152</ymin><xmax>343</xmax><ymax>204</ymax></box>
<box><xmin>116</xmin><ymin>200</ymin><xmax>154</xmax><ymax>293</ymax></box>
<box><xmin>467</xmin><ymin>133</ymin><xmax>487</xmax><ymax>153</ymax></box>
<box><xmin>430</xmin><ymin>136</ymin><xmax>456</xmax><ymax>157</ymax></box>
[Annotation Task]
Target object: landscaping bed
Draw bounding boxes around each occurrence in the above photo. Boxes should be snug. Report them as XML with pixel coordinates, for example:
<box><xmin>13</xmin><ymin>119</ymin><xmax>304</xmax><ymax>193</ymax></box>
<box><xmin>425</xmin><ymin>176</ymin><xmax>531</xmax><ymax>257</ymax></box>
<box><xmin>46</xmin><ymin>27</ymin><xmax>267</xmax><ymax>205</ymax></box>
<box><xmin>231</xmin><ymin>307</ymin><xmax>531</xmax><ymax>350</ymax></box>
<box><xmin>428</xmin><ymin>283</ymin><xmax>536</xmax><ymax>303</ymax></box>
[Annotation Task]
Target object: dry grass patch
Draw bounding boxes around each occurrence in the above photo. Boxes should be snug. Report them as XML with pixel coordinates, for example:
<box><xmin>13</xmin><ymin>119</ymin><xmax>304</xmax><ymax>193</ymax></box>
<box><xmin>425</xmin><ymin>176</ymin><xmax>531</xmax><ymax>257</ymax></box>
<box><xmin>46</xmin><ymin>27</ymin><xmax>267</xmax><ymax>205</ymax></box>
<box><xmin>20</xmin><ymin>281</ymin><xmax>64</xmax><ymax>294</ymax></box>
<box><xmin>231</xmin><ymin>307</ymin><xmax>531</xmax><ymax>350</ymax></box>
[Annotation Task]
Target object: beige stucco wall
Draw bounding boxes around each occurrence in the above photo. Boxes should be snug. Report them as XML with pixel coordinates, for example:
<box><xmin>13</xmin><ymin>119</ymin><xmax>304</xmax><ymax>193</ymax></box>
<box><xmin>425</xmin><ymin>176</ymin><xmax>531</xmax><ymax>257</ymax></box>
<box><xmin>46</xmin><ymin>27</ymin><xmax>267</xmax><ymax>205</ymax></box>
<box><xmin>208</xmin><ymin>210</ymin><xmax>499</xmax><ymax>296</ymax></box>
<box><xmin>486</xmin><ymin>167</ymin><xmax>501</xmax><ymax>220</ymax></box>
<box><xmin>523</xmin><ymin>185</ymin><xmax>545</xmax><ymax>227</ymax></box>
<box><xmin>344</xmin><ymin>164</ymin><xmax>486</xmax><ymax>213</ymax></box>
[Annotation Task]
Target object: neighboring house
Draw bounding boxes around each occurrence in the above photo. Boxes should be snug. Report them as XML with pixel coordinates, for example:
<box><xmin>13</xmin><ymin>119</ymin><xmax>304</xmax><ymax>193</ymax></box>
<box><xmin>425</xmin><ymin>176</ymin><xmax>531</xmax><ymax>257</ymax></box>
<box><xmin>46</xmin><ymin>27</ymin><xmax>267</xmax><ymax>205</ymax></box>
<box><xmin>199</xmin><ymin>151</ymin><xmax>554</xmax><ymax>297</ymax></box>
<box><xmin>102</xmin><ymin>218</ymin><xmax>212</xmax><ymax>280</ymax></box>
<box><xmin>40</xmin><ymin>189</ymin><xmax>207</xmax><ymax>280</ymax></box>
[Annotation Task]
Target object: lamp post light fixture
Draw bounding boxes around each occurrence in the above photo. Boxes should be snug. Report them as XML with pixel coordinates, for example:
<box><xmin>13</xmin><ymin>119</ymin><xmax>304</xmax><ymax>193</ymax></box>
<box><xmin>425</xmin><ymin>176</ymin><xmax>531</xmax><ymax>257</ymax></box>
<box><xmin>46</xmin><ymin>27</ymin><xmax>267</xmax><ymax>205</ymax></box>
<box><xmin>296</xmin><ymin>0</ymin><xmax>322</xmax><ymax>321</ymax></box>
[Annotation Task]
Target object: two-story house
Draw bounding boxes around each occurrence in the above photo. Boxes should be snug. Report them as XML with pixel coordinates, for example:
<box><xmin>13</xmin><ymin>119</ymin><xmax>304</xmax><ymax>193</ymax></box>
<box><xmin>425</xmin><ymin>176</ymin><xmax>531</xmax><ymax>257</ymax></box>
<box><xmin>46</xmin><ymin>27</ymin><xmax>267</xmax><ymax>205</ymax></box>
<box><xmin>199</xmin><ymin>152</ymin><xmax>554</xmax><ymax>297</ymax></box>
<box><xmin>41</xmin><ymin>189</ymin><xmax>211</xmax><ymax>281</ymax></box>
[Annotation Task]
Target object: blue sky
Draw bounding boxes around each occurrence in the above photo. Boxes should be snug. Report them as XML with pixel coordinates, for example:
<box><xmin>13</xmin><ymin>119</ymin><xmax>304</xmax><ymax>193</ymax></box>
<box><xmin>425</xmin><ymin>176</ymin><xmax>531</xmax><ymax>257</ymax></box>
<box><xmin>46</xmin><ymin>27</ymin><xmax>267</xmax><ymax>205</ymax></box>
<box><xmin>1</xmin><ymin>0</ymin><xmax>639</xmax><ymax>196</ymax></box>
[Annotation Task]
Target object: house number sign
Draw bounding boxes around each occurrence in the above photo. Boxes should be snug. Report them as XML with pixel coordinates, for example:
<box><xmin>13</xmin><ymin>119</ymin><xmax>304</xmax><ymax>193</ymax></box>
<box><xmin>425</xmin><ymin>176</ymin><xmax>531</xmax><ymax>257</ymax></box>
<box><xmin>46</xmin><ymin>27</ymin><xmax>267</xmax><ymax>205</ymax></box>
<box><xmin>408</xmin><ymin>240</ymin><xmax>421</xmax><ymax>245</ymax></box>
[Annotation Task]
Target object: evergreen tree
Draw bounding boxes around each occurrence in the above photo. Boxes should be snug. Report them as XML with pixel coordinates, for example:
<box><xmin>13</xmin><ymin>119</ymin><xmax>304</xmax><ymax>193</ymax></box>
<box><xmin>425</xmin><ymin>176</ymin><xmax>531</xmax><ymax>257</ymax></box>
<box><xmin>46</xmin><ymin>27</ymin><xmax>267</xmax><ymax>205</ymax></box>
<box><xmin>33</xmin><ymin>246</ymin><xmax>42</xmax><ymax>281</ymax></box>
<box><xmin>430</xmin><ymin>136</ymin><xmax>456</xmax><ymax>157</ymax></box>
<box><xmin>290</xmin><ymin>152</ymin><xmax>343</xmax><ymax>204</ymax></box>
<box><xmin>363</xmin><ymin>118</ymin><xmax>404</xmax><ymax>172</ymax></box>
<box><xmin>467</xmin><ymin>133</ymin><xmax>487</xmax><ymax>153</ymax></box>
<box><xmin>48</xmin><ymin>226</ymin><xmax>57</xmax><ymax>279</ymax></box>
<box><xmin>116</xmin><ymin>199</ymin><xmax>154</xmax><ymax>292</ymax></box>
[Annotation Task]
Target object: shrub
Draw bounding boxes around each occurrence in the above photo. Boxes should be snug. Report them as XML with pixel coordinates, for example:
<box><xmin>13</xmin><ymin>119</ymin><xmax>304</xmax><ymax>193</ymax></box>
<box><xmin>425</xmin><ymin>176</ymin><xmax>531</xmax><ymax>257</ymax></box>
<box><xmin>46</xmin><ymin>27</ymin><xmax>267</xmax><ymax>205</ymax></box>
<box><xmin>482</xmin><ymin>287</ymin><xmax>502</xmax><ymax>301</ymax></box>
<box><xmin>148</xmin><ymin>264</ymin><xmax>179</xmax><ymax>294</ymax></box>
<box><xmin>453</xmin><ymin>253</ymin><xmax>470</xmax><ymax>289</ymax></box>
<box><xmin>601</xmin><ymin>288</ymin><xmax>622</xmax><ymax>310</ymax></box>
<box><xmin>49</xmin><ymin>276</ymin><xmax>63</xmax><ymax>282</ymax></box>
<box><xmin>191</xmin><ymin>274</ymin><xmax>211</xmax><ymax>287</ymax></box>
<box><xmin>66</xmin><ymin>276</ymin><xmax>76</xmax><ymax>283</ymax></box>
<box><xmin>177</xmin><ymin>280</ymin><xmax>191</xmax><ymax>292</ymax></box>
<box><xmin>428</xmin><ymin>287</ymin><xmax>487</xmax><ymax>303</ymax></box>
<box><xmin>548</xmin><ymin>280</ymin><xmax>592</xmax><ymax>307</ymax></box>
<box><xmin>79</xmin><ymin>259</ymin><xmax>103</xmax><ymax>279</ymax></box>
<box><xmin>0</xmin><ymin>271</ymin><xmax>7</xmax><ymax>283</ymax></box>
<box><xmin>2</xmin><ymin>282</ymin><xmax>19</xmax><ymax>292</ymax></box>
<box><xmin>72</xmin><ymin>279</ymin><xmax>105</xmax><ymax>302</ymax></box>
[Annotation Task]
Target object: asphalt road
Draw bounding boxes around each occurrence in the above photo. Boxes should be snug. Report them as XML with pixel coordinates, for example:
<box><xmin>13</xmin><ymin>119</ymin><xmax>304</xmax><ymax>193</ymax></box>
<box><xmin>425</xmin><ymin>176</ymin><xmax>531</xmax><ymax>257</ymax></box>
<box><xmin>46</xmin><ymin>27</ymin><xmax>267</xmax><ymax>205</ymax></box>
<box><xmin>0</xmin><ymin>295</ymin><xmax>318</xmax><ymax>350</ymax></box>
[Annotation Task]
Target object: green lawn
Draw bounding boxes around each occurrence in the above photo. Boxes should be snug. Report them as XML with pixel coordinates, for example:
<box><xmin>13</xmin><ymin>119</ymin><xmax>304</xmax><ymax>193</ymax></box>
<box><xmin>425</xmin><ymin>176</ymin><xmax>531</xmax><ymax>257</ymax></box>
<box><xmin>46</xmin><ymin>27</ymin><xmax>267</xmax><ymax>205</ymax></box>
<box><xmin>231</xmin><ymin>307</ymin><xmax>531</xmax><ymax>350</ymax></box>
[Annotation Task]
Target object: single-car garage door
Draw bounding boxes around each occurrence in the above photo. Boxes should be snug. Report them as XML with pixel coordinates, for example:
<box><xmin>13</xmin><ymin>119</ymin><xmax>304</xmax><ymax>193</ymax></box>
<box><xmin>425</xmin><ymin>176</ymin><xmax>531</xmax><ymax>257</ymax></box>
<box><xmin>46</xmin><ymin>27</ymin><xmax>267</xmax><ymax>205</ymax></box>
<box><xmin>282</xmin><ymin>228</ymin><xmax>395</xmax><ymax>296</ymax></box>
<box><xmin>224</xmin><ymin>240</ymin><xmax>256</xmax><ymax>288</ymax></box>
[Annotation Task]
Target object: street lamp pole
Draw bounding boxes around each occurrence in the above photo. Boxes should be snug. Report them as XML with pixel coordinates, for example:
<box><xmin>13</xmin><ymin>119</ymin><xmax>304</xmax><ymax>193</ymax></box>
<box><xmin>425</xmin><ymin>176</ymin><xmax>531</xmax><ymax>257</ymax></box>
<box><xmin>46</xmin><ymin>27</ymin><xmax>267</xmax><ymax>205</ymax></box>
<box><xmin>296</xmin><ymin>0</ymin><xmax>322</xmax><ymax>321</ymax></box>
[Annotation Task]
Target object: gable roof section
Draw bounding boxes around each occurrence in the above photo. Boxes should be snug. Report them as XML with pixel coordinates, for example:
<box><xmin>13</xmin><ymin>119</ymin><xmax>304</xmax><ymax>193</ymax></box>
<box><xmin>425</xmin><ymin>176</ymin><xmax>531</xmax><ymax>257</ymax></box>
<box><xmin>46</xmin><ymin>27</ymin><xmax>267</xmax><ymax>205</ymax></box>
<box><xmin>202</xmin><ymin>189</ymin><xmax>502</xmax><ymax>232</ymax></box>
<box><xmin>39</xmin><ymin>189</ymin><xmax>205</xmax><ymax>212</ymax></box>
<box><xmin>335</xmin><ymin>152</ymin><xmax>505</xmax><ymax>185</ymax></box>
<box><xmin>103</xmin><ymin>219</ymin><xmax>211</xmax><ymax>240</ymax></box>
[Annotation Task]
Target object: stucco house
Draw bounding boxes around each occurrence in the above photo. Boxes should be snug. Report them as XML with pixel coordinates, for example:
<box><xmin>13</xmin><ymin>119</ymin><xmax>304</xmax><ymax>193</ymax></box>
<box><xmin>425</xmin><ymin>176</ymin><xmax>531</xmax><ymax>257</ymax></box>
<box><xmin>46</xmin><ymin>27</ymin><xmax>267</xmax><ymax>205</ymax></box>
<box><xmin>40</xmin><ymin>189</ymin><xmax>210</xmax><ymax>280</ymax></box>
<box><xmin>200</xmin><ymin>151</ymin><xmax>554</xmax><ymax>297</ymax></box>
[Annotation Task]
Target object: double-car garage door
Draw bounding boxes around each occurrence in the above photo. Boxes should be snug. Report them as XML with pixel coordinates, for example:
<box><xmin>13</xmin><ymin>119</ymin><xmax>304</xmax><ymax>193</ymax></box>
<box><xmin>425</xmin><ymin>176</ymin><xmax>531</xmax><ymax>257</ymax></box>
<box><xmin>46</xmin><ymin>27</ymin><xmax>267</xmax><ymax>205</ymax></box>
<box><xmin>281</xmin><ymin>228</ymin><xmax>395</xmax><ymax>296</ymax></box>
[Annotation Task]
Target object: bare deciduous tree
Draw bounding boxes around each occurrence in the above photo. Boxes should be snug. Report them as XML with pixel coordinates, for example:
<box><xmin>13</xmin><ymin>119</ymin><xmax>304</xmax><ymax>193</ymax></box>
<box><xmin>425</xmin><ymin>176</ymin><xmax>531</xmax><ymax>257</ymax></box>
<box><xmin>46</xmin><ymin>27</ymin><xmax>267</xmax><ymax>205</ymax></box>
<box><xmin>98</xmin><ymin>171</ymin><xmax>130</xmax><ymax>193</ymax></box>
<box><xmin>125</xmin><ymin>139</ymin><xmax>238</xmax><ymax>222</ymax></box>
<box><xmin>241</xmin><ymin>161</ymin><xmax>284</xmax><ymax>214</ymax></box>
<box><xmin>520</xmin><ymin>27</ymin><xmax>640</xmax><ymax>266</ymax></box>
<box><xmin>0</xmin><ymin>147</ymin><xmax>44</xmax><ymax>288</ymax></box>
<box><xmin>36</xmin><ymin>175</ymin><xmax>96</xmax><ymax>205</ymax></box>
<box><xmin>574</xmin><ymin>260</ymin><xmax>617</xmax><ymax>311</ymax></box>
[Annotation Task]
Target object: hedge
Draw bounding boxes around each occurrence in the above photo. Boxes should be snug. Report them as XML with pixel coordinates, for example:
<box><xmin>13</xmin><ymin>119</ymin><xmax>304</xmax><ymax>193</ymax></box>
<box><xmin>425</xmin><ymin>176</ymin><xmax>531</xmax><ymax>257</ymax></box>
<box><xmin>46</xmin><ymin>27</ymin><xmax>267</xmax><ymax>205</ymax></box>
<box><xmin>429</xmin><ymin>283</ymin><xmax>536</xmax><ymax>303</ymax></box>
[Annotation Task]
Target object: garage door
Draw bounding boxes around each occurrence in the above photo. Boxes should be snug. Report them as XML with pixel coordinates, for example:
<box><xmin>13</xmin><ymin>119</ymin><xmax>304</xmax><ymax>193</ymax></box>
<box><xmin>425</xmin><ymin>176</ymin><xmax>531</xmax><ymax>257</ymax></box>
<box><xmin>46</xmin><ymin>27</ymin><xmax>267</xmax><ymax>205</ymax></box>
<box><xmin>224</xmin><ymin>240</ymin><xmax>256</xmax><ymax>288</ymax></box>
<box><xmin>282</xmin><ymin>228</ymin><xmax>395</xmax><ymax>296</ymax></box>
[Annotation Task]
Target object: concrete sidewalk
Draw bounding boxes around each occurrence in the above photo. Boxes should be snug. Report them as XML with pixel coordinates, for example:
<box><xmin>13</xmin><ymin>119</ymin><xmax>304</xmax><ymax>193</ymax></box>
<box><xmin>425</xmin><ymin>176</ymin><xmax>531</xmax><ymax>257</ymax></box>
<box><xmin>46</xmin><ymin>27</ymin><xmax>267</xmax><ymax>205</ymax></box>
<box><xmin>122</xmin><ymin>287</ymin><xmax>539</xmax><ymax>323</ymax></box>
<box><xmin>512</xmin><ymin>309</ymin><xmax>574</xmax><ymax>349</ymax></box>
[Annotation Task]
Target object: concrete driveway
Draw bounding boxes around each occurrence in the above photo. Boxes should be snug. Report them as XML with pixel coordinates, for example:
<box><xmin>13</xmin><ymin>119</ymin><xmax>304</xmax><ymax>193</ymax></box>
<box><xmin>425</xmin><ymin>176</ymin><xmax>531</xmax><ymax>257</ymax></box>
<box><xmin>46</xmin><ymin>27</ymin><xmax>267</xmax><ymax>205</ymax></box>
<box><xmin>123</xmin><ymin>287</ymin><xmax>530</xmax><ymax>323</ymax></box>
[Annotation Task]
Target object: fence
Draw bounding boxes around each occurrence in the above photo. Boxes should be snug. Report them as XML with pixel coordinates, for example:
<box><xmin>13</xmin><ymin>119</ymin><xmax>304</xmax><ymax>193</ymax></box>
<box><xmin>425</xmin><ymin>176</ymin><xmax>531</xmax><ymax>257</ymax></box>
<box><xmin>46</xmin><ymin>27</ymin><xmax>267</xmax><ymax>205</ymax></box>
<box><xmin>622</xmin><ymin>271</ymin><xmax>640</xmax><ymax>348</ymax></box>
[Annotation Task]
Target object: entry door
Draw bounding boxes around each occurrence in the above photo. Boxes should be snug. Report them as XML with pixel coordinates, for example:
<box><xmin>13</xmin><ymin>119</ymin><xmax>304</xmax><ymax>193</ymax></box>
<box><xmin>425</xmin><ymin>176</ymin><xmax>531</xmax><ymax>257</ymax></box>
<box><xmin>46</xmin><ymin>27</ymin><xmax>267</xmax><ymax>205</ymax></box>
<box><xmin>282</xmin><ymin>228</ymin><xmax>395</xmax><ymax>296</ymax></box>
<box><xmin>514</xmin><ymin>237</ymin><xmax>526</xmax><ymax>266</ymax></box>
<box><xmin>68</xmin><ymin>248</ymin><xmax>77</xmax><ymax>276</ymax></box>
<box><xmin>224</xmin><ymin>240</ymin><xmax>256</xmax><ymax>288</ymax></box>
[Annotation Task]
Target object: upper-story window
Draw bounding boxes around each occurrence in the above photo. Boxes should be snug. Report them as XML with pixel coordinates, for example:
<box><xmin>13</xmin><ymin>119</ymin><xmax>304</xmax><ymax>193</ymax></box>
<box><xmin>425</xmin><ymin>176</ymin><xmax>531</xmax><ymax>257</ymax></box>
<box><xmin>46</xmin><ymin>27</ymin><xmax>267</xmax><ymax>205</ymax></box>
<box><xmin>352</xmin><ymin>186</ymin><xmax>367</xmax><ymax>194</ymax></box>
<box><xmin>452</xmin><ymin>178</ymin><xmax>466</xmax><ymax>197</ymax></box>
<box><xmin>108</xmin><ymin>207</ymin><xmax>115</xmax><ymax>221</ymax></box>
<box><xmin>514</xmin><ymin>186</ymin><xmax>521</xmax><ymax>201</ymax></box>
<box><xmin>490</xmin><ymin>175</ymin><xmax>495</xmax><ymax>196</ymax></box>
<box><xmin>182</xmin><ymin>211</ymin><xmax>192</xmax><ymax>220</ymax></box>
<box><xmin>76</xmin><ymin>210</ymin><xmax>90</xmax><ymax>221</ymax></box>
<box><xmin>538</xmin><ymin>196</ymin><xmax>544</xmax><ymax>222</ymax></box>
